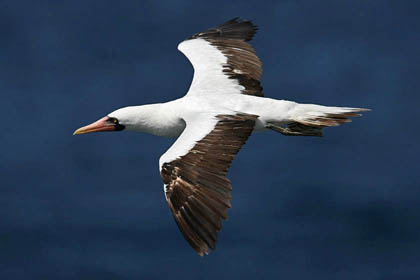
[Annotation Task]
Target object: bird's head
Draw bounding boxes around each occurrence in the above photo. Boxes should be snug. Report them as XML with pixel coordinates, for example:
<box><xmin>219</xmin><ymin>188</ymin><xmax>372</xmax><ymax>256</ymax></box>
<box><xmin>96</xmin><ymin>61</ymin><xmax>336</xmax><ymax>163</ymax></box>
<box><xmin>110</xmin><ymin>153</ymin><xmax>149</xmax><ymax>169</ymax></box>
<box><xmin>73</xmin><ymin>107</ymin><xmax>140</xmax><ymax>135</ymax></box>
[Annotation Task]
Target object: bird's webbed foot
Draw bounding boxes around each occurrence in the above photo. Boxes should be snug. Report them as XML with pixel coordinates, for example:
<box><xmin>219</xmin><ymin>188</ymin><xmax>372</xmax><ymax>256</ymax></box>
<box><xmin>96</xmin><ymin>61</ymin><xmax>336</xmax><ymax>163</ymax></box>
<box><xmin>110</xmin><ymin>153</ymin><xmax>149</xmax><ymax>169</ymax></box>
<box><xmin>265</xmin><ymin>123</ymin><xmax>323</xmax><ymax>137</ymax></box>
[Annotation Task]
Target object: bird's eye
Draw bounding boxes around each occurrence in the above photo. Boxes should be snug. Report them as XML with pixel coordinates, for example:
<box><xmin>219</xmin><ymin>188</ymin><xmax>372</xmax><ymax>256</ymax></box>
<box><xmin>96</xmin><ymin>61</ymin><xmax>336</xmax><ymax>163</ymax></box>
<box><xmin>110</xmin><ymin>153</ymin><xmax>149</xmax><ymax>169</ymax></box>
<box><xmin>107</xmin><ymin>117</ymin><xmax>118</xmax><ymax>124</ymax></box>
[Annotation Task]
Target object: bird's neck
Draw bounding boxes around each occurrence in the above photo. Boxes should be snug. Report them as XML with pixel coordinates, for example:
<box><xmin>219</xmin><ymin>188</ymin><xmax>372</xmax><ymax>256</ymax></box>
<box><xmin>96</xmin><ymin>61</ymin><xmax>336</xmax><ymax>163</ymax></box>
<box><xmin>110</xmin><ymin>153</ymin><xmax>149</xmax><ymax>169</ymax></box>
<box><xmin>122</xmin><ymin>103</ymin><xmax>185</xmax><ymax>138</ymax></box>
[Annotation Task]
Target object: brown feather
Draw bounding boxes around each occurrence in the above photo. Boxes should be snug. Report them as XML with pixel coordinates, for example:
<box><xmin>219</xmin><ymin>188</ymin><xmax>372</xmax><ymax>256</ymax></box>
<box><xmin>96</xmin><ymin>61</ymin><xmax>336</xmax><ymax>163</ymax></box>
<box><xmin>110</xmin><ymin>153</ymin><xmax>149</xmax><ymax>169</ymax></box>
<box><xmin>161</xmin><ymin>113</ymin><xmax>258</xmax><ymax>256</ymax></box>
<box><xmin>187</xmin><ymin>18</ymin><xmax>263</xmax><ymax>97</ymax></box>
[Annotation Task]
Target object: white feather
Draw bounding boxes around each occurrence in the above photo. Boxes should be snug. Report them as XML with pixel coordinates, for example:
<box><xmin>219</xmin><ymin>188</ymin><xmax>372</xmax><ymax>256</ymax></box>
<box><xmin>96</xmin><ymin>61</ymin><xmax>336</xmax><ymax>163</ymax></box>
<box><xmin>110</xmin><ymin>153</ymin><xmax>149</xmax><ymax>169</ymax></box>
<box><xmin>178</xmin><ymin>38</ymin><xmax>245</xmax><ymax>96</ymax></box>
<box><xmin>159</xmin><ymin>113</ymin><xmax>218</xmax><ymax>170</ymax></box>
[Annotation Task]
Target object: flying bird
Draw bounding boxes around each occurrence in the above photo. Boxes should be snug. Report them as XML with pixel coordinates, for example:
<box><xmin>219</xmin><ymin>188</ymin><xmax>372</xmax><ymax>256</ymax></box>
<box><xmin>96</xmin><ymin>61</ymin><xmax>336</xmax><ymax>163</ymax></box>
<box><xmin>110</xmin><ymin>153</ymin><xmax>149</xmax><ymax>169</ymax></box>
<box><xmin>74</xmin><ymin>18</ymin><xmax>369</xmax><ymax>256</ymax></box>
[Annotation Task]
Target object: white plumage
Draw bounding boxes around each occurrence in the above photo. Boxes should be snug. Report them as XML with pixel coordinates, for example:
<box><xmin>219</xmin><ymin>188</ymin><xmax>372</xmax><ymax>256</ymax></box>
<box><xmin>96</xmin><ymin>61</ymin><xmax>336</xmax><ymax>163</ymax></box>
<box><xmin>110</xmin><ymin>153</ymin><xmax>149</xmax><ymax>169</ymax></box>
<box><xmin>178</xmin><ymin>38</ymin><xmax>245</xmax><ymax>95</ymax></box>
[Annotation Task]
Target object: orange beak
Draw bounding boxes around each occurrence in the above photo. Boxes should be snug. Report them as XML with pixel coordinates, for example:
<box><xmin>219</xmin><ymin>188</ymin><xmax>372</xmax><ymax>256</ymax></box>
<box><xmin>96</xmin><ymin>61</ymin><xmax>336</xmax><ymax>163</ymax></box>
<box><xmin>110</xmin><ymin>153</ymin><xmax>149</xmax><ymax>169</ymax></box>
<box><xmin>73</xmin><ymin>117</ymin><xmax>116</xmax><ymax>135</ymax></box>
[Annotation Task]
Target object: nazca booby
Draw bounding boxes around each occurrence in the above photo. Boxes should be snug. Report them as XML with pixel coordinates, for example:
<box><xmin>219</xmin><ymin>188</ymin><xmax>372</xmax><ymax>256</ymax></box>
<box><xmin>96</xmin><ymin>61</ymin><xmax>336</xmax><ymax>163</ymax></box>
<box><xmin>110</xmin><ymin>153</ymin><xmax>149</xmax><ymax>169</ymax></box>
<box><xmin>74</xmin><ymin>18</ymin><xmax>369</xmax><ymax>256</ymax></box>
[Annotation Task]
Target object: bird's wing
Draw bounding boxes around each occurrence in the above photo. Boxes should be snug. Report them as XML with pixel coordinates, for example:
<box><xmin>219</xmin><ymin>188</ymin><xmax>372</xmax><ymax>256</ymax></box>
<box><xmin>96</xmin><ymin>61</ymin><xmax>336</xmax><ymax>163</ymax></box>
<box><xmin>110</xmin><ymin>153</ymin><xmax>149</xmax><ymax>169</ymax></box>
<box><xmin>159</xmin><ymin>113</ymin><xmax>258</xmax><ymax>256</ymax></box>
<box><xmin>178</xmin><ymin>17</ymin><xmax>263</xmax><ymax>97</ymax></box>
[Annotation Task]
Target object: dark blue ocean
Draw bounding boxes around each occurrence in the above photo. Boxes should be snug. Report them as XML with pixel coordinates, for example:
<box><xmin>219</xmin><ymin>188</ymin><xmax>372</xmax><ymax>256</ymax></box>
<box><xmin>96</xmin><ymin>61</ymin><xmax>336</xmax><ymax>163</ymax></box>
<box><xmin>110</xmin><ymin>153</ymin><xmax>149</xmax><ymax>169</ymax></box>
<box><xmin>1</xmin><ymin>1</ymin><xmax>419</xmax><ymax>279</ymax></box>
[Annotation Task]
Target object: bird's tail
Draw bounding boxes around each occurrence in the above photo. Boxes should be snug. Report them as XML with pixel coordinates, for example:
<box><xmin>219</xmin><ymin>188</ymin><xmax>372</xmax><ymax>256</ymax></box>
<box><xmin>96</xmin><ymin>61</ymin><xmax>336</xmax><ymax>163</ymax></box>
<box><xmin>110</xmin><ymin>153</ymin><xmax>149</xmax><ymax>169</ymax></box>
<box><xmin>266</xmin><ymin>104</ymin><xmax>370</xmax><ymax>137</ymax></box>
<box><xmin>291</xmin><ymin>104</ymin><xmax>370</xmax><ymax>127</ymax></box>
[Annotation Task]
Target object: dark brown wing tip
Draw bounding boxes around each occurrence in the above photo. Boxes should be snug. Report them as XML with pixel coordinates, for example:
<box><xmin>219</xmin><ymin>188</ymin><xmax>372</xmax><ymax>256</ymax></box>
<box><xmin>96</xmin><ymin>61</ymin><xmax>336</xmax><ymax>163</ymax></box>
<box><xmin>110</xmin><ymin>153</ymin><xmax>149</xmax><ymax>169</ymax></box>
<box><xmin>188</xmin><ymin>17</ymin><xmax>258</xmax><ymax>42</ymax></box>
<box><xmin>197</xmin><ymin>248</ymin><xmax>210</xmax><ymax>257</ymax></box>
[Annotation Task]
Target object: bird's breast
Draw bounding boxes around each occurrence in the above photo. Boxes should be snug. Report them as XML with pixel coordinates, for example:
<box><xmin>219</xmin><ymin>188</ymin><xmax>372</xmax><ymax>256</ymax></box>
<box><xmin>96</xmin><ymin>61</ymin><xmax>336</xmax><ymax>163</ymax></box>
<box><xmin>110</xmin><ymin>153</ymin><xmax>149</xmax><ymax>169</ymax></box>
<box><xmin>156</xmin><ymin>118</ymin><xmax>186</xmax><ymax>138</ymax></box>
